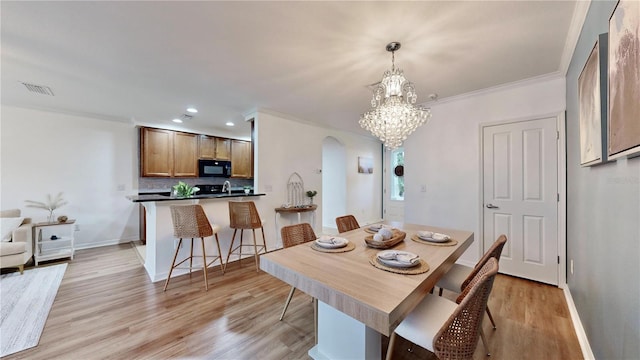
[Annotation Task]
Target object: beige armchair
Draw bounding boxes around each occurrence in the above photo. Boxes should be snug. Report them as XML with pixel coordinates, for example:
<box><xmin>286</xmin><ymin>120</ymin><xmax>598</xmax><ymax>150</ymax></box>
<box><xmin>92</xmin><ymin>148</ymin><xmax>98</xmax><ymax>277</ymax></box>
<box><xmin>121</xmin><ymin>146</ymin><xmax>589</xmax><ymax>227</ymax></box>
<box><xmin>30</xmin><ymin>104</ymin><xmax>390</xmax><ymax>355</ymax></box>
<box><xmin>0</xmin><ymin>209</ymin><xmax>33</xmax><ymax>274</ymax></box>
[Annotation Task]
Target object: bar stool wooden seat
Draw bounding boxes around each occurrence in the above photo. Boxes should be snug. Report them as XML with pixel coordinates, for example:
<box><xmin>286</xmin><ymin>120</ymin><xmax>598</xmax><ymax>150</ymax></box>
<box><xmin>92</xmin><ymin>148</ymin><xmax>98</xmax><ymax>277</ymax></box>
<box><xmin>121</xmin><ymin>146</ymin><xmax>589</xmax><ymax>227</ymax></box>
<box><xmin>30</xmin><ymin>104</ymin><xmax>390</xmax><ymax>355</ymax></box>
<box><xmin>164</xmin><ymin>204</ymin><xmax>224</xmax><ymax>291</ymax></box>
<box><xmin>225</xmin><ymin>201</ymin><xmax>267</xmax><ymax>272</ymax></box>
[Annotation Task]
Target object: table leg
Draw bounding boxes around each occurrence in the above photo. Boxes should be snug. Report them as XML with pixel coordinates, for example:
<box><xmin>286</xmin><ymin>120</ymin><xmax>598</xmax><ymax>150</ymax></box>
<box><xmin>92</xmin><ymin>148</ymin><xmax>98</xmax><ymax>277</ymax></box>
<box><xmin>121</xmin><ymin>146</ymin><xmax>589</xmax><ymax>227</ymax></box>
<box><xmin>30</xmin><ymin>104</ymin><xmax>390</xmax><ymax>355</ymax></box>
<box><xmin>309</xmin><ymin>301</ymin><xmax>381</xmax><ymax>360</ymax></box>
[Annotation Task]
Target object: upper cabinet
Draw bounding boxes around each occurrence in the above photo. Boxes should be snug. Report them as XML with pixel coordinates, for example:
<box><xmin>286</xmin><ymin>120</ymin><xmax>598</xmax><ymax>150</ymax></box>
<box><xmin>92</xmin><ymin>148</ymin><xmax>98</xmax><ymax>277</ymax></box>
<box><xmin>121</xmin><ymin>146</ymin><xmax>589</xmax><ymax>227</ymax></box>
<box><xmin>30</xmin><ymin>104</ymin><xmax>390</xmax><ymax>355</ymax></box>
<box><xmin>231</xmin><ymin>140</ymin><xmax>252</xmax><ymax>178</ymax></box>
<box><xmin>140</xmin><ymin>126</ymin><xmax>251</xmax><ymax>178</ymax></box>
<box><xmin>215</xmin><ymin>138</ymin><xmax>231</xmax><ymax>160</ymax></box>
<box><xmin>140</xmin><ymin>127</ymin><xmax>198</xmax><ymax>177</ymax></box>
<box><xmin>199</xmin><ymin>136</ymin><xmax>231</xmax><ymax>160</ymax></box>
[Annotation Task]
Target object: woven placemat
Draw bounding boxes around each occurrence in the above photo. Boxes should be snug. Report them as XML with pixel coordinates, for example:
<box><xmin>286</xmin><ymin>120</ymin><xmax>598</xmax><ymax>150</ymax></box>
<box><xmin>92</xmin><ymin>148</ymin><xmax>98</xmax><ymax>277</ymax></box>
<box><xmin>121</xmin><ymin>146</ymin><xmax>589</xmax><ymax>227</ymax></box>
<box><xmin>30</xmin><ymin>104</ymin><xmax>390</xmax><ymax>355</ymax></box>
<box><xmin>410</xmin><ymin>234</ymin><xmax>458</xmax><ymax>247</ymax></box>
<box><xmin>310</xmin><ymin>241</ymin><xmax>356</xmax><ymax>253</ymax></box>
<box><xmin>368</xmin><ymin>254</ymin><xmax>430</xmax><ymax>275</ymax></box>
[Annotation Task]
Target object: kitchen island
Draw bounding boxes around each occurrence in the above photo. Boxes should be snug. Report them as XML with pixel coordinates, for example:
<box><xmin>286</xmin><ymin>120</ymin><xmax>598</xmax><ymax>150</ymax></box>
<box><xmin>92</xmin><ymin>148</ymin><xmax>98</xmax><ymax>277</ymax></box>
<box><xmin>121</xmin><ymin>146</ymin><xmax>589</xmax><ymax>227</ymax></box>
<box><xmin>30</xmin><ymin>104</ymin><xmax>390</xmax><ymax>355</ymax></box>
<box><xmin>128</xmin><ymin>192</ymin><xmax>265</xmax><ymax>282</ymax></box>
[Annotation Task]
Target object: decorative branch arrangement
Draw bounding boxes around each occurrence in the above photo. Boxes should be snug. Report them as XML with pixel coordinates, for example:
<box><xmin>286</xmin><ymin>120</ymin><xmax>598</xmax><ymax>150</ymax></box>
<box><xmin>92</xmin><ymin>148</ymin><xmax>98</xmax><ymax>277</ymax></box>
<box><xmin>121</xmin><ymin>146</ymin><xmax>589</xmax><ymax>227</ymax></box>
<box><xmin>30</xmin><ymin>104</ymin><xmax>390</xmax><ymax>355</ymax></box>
<box><xmin>25</xmin><ymin>192</ymin><xmax>68</xmax><ymax>222</ymax></box>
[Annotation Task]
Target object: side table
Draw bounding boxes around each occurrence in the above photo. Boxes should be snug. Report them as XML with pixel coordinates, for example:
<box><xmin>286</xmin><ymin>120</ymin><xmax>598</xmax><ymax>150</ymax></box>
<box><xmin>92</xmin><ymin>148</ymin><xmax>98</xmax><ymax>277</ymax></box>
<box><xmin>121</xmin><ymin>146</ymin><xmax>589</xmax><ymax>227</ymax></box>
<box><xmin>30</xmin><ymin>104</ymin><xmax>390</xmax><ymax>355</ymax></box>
<box><xmin>33</xmin><ymin>220</ymin><xmax>75</xmax><ymax>266</ymax></box>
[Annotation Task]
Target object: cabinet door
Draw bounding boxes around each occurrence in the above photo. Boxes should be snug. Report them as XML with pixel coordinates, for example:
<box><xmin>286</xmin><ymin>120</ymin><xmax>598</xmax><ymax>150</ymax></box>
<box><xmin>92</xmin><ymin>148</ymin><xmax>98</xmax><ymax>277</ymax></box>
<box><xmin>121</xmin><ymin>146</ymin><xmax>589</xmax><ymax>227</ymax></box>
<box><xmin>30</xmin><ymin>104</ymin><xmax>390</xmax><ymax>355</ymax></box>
<box><xmin>231</xmin><ymin>140</ymin><xmax>252</xmax><ymax>178</ymax></box>
<box><xmin>173</xmin><ymin>132</ymin><xmax>198</xmax><ymax>177</ymax></box>
<box><xmin>141</xmin><ymin>127</ymin><xmax>173</xmax><ymax>177</ymax></box>
<box><xmin>199</xmin><ymin>135</ymin><xmax>216</xmax><ymax>159</ymax></box>
<box><xmin>215</xmin><ymin>138</ymin><xmax>231</xmax><ymax>160</ymax></box>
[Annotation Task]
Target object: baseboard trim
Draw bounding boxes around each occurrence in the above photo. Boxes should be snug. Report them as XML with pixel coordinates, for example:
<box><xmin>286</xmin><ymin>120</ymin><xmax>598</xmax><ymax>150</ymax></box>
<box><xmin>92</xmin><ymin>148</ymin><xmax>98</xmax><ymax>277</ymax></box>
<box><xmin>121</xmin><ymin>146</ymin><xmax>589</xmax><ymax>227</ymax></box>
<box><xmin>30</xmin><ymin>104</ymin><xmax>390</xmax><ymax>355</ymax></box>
<box><xmin>562</xmin><ymin>284</ymin><xmax>595</xmax><ymax>360</ymax></box>
<box><xmin>75</xmin><ymin>238</ymin><xmax>136</xmax><ymax>250</ymax></box>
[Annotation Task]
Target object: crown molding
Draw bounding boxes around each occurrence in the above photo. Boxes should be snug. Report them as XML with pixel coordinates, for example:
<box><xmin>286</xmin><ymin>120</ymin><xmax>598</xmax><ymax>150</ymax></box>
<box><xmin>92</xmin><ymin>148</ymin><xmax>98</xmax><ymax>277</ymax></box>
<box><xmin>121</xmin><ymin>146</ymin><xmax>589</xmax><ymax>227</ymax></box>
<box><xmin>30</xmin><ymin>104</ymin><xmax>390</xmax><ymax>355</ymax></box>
<box><xmin>423</xmin><ymin>72</ymin><xmax>564</xmax><ymax>107</ymax></box>
<box><xmin>559</xmin><ymin>0</ymin><xmax>592</xmax><ymax>75</ymax></box>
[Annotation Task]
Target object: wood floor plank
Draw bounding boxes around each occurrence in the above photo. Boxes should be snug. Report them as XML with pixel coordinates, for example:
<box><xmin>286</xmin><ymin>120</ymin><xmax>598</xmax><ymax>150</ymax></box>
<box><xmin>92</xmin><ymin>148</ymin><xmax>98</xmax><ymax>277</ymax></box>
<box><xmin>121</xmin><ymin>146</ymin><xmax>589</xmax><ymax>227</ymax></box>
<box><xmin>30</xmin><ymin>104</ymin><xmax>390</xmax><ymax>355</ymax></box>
<box><xmin>3</xmin><ymin>244</ymin><xmax>582</xmax><ymax>359</ymax></box>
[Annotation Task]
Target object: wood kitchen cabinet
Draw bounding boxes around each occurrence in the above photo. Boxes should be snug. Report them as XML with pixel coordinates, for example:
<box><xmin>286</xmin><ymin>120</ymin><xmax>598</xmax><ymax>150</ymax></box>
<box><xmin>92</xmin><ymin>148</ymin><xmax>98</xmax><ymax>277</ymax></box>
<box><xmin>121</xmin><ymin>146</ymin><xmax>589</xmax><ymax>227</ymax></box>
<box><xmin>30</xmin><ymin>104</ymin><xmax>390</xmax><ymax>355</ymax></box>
<box><xmin>215</xmin><ymin>138</ymin><xmax>231</xmax><ymax>160</ymax></box>
<box><xmin>198</xmin><ymin>135</ymin><xmax>216</xmax><ymax>159</ymax></box>
<box><xmin>231</xmin><ymin>139</ymin><xmax>252</xmax><ymax>178</ymax></box>
<box><xmin>199</xmin><ymin>136</ymin><xmax>231</xmax><ymax>160</ymax></box>
<box><xmin>140</xmin><ymin>127</ymin><xmax>197</xmax><ymax>177</ymax></box>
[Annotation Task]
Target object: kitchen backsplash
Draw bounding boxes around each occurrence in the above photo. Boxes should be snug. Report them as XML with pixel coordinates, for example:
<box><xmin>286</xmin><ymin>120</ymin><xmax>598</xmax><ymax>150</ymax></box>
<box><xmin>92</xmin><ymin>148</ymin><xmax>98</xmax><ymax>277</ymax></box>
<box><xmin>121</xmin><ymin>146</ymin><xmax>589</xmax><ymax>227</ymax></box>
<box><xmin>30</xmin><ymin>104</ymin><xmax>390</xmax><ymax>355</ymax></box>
<box><xmin>138</xmin><ymin>177</ymin><xmax>254</xmax><ymax>193</ymax></box>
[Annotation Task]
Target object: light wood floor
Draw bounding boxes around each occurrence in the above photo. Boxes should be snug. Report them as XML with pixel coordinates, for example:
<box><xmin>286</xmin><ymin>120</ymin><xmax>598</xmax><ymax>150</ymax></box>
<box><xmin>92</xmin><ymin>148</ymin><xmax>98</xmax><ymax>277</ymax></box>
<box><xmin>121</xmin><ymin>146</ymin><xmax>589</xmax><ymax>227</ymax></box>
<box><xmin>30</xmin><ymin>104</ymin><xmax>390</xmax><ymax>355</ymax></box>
<box><xmin>5</xmin><ymin>244</ymin><xmax>582</xmax><ymax>359</ymax></box>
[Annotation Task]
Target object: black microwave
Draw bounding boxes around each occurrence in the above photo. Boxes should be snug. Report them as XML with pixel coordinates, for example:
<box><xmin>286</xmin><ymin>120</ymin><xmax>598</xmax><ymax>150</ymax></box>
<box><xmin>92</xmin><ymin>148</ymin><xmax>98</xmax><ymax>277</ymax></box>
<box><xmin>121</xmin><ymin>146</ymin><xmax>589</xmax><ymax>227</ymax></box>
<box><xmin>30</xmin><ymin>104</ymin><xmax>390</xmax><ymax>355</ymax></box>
<box><xmin>198</xmin><ymin>160</ymin><xmax>231</xmax><ymax>177</ymax></box>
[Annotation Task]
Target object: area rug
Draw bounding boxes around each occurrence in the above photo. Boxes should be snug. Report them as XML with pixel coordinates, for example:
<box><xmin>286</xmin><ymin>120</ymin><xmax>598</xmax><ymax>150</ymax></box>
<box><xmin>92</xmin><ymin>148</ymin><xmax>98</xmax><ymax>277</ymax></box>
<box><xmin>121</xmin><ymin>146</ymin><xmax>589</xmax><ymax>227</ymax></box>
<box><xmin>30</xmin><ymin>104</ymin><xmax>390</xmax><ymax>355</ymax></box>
<box><xmin>0</xmin><ymin>263</ymin><xmax>67</xmax><ymax>357</ymax></box>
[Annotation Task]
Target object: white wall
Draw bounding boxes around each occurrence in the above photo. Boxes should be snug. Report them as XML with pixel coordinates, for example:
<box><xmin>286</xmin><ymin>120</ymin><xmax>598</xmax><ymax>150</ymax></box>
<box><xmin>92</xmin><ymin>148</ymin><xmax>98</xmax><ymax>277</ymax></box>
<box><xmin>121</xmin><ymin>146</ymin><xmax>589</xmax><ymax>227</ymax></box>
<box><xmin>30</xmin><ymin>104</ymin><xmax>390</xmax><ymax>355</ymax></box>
<box><xmin>566</xmin><ymin>1</ymin><xmax>640</xmax><ymax>358</ymax></box>
<box><xmin>322</xmin><ymin>136</ymin><xmax>347</xmax><ymax>229</ymax></box>
<box><xmin>254</xmin><ymin>111</ymin><xmax>382</xmax><ymax>246</ymax></box>
<box><xmin>0</xmin><ymin>106</ymin><xmax>139</xmax><ymax>248</ymax></box>
<box><xmin>404</xmin><ymin>75</ymin><xmax>566</xmax><ymax>265</ymax></box>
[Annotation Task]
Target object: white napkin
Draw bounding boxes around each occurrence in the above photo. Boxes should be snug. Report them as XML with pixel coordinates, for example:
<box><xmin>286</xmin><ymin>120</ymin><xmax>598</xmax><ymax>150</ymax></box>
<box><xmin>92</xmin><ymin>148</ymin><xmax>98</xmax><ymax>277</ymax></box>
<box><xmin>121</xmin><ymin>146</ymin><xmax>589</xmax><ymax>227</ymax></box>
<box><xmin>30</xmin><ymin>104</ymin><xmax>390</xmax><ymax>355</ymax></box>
<box><xmin>317</xmin><ymin>235</ymin><xmax>338</xmax><ymax>245</ymax></box>
<box><xmin>377</xmin><ymin>251</ymin><xmax>420</xmax><ymax>265</ymax></box>
<box><xmin>418</xmin><ymin>231</ymin><xmax>450</xmax><ymax>241</ymax></box>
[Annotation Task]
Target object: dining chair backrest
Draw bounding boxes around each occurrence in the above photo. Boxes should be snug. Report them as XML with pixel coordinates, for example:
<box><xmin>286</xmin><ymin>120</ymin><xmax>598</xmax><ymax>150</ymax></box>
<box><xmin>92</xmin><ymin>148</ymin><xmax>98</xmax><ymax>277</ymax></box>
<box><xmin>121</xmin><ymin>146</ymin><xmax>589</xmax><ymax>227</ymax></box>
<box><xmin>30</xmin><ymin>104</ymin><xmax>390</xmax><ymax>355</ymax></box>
<box><xmin>335</xmin><ymin>215</ymin><xmax>360</xmax><ymax>233</ymax></box>
<box><xmin>229</xmin><ymin>201</ymin><xmax>262</xmax><ymax>230</ymax></box>
<box><xmin>170</xmin><ymin>204</ymin><xmax>213</xmax><ymax>238</ymax></box>
<box><xmin>460</xmin><ymin>234</ymin><xmax>507</xmax><ymax>291</ymax></box>
<box><xmin>434</xmin><ymin>258</ymin><xmax>499</xmax><ymax>360</ymax></box>
<box><xmin>281</xmin><ymin>223</ymin><xmax>317</xmax><ymax>248</ymax></box>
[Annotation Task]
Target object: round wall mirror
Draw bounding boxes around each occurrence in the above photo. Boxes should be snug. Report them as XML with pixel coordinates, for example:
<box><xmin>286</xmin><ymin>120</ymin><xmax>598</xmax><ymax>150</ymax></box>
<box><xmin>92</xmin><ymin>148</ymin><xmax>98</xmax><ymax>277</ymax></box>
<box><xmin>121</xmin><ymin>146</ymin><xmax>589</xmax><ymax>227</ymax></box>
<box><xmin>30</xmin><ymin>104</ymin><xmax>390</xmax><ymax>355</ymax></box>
<box><xmin>394</xmin><ymin>165</ymin><xmax>404</xmax><ymax>177</ymax></box>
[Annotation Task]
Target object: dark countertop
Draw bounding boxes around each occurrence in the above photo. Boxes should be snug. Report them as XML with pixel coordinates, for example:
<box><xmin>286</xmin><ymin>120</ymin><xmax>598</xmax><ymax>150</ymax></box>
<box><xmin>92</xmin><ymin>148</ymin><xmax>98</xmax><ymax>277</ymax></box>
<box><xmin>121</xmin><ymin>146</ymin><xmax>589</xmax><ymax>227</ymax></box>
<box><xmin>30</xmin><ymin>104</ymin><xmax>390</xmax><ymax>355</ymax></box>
<box><xmin>127</xmin><ymin>193</ymin><xmax>266</xmax><ymax>203</ymax></box>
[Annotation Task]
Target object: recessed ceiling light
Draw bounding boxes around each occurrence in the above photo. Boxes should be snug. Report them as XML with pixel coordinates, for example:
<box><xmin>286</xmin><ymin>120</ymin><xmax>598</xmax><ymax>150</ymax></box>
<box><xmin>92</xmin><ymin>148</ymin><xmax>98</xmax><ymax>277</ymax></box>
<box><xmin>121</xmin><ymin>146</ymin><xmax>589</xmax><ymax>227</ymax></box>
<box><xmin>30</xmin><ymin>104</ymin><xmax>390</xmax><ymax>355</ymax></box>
<box><xmin>225</xmin><ymin>122</ymin><xmax>234</xmax><ymax>126</ymax></box>
<box><xmin>172</xmin><ymin>118</ymin><xmax>183</xmax><ymax>123</ymax></box>
<box><xmin>186</xmin><ymin>107</ymin><xmax>198</xmax><ymax>113</ymax></box>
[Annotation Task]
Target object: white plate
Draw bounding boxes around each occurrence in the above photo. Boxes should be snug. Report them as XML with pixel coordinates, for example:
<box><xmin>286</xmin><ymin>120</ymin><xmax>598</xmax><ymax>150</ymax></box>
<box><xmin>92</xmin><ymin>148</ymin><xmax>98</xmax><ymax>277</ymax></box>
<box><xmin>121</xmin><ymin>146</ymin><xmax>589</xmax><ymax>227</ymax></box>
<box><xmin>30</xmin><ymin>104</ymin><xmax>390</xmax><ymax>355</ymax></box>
<box><xmin>315</xmin><ymin>236</ymin><xmax>348</xmax><ymax>249</ymax></box>
<box><xmin>418</xmin><ymin>235</ymin><xmax>450</xmax><ymax>243</ymax></box>
<box><xmin>377</xmin><ymin>250</ymin><xmax>420</xmax><ymax>268</ymax></box>
<box><xmin>368</xmin><ymin>224</ymin><xmax>383</xmax><ymax>231</ymax></box>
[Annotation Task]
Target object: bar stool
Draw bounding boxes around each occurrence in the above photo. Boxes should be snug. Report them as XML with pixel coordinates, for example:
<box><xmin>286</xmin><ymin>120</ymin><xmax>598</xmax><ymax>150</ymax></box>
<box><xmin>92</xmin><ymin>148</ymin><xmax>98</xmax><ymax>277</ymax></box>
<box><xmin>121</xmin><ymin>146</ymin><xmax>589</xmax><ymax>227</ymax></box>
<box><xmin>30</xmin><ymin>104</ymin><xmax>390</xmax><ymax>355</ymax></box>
<box><xmin>164</xmin><ymin>204</ymin><xmax>224</xmax><ymax>291</ymax></box>
<box><xmin>225</xmin><ymin>201</ymin><xmax>267</xmax><ymax>272</ymax></box>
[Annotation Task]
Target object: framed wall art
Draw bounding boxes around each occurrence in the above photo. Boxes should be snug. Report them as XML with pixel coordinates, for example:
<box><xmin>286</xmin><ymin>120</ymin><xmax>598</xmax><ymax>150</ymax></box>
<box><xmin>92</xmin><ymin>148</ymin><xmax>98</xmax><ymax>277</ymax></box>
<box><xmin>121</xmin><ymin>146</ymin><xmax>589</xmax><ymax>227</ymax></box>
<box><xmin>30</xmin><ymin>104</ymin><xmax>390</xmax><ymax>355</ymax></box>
<box><xmin>608</xmin><ymin>0</ymin><xmax>640</xmax><ymax>159</ymax></box>
<box><xmin>358</xmin><ymin>156</ymin><xmax>373</xmax><ymax>174</ymax></box>
<box><xmin>578</xmin><ymin>33</ymin><xmax>609</xmax><ymax>166</ymax></box>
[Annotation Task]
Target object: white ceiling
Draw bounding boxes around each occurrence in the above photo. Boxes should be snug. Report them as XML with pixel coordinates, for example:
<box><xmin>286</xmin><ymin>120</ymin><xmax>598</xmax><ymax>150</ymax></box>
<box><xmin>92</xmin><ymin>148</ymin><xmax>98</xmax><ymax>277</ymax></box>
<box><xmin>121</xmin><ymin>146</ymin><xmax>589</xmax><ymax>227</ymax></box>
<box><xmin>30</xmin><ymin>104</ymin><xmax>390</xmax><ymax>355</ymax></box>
<box><xmin>1</xmin><ymin>1</ymin><xmax>578</xmax><ymax>139</ymax></box>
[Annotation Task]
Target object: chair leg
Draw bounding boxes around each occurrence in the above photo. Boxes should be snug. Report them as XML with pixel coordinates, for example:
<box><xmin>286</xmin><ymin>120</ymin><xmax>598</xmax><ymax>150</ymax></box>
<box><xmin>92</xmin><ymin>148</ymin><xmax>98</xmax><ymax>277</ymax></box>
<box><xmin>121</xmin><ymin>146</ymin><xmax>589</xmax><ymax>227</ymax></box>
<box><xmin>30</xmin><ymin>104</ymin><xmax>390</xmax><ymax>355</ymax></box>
<box><xmin>486</xmin><ymin>306</ymin><xmax>497</xmax><ymax>329</ymax></box>
<box><xmin>385</xmin><ymin>332</ymin><xmax>397</xmax><ymax>360</ymax></box>
<box><xmin>438</xmin><ymin>287</ymin><xmax>444</xmax><ymax>296</ymax></box>
<box><xmin>260</xmin><ymin>226</ymin><xmax>267</xmax><ymax>253</ymax></box>
<box><xmin>480</xmin><ymin>327</ymin><xmax>490</xmax><ymax>356</ymax></box>
<box><xmin>279</xmin><ymin>286</ymin><xmax>296</xmax><ymax>321</ymax></box>
<box><xmin>164</xmin><ymin>238</ymin><xmax>183</xmax><ymax>291</ymax></box>
<box><xmin>225</xmin><ymin>229</ymin><xmax>238</xmax><ymax>272</ymax></box>
<box><xmin>313</xmin><ymin>297</ymin><xmax>318</xmax><ymax>345</ymax></box>
<box><xmin>252</xmin><ymin>228</ymin><xmax>259</xmax><ymax>272</ymax></box>
<box><xmin>214</xmin><ymin>233</ymin><xmax>225</xmax><ymax>275</ymax></box>
<box><xmin>200</xmin><ymin>237</ymin><xmax>209</xmax><ymax>291</ymax></box>
<box><xmin>189</xmin><ymin>238</ymin><xmax>194</xmax><ymax>277</ymax></box>
<box><xmin>239</xmin><ymin>229</ymin><xmax>244</xmax><ymax>266</ymax></box>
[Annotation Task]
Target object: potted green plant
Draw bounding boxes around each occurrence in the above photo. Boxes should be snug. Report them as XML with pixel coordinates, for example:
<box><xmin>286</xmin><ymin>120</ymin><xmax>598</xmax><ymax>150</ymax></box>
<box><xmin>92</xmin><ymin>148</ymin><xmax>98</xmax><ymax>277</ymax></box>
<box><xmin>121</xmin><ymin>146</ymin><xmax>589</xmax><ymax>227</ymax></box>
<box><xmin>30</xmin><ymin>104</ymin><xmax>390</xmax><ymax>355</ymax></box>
<box><xmin>306</xmin><ymin>190</ymin><xmax>318</xmax><ymax>205</ymax></box>
<box><xmin>172</xmin><ymin>181</ymin><xmax>199</xmax><ymax>198</ymax></box>
<box><xmin>243</xmin><ymin>185</ymin><xmax>252</xmax><ymax>194</ymax></box>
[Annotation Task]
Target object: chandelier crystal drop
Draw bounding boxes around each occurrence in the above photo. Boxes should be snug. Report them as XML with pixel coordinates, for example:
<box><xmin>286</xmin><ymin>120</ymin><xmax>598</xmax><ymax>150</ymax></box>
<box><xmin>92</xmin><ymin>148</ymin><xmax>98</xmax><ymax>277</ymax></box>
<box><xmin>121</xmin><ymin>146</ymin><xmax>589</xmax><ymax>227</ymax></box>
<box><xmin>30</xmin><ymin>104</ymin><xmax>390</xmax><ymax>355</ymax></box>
<box><xmin>359</xmin><ymin>42</ymin><xmax>432</xmax><ymax>150</ymax></box>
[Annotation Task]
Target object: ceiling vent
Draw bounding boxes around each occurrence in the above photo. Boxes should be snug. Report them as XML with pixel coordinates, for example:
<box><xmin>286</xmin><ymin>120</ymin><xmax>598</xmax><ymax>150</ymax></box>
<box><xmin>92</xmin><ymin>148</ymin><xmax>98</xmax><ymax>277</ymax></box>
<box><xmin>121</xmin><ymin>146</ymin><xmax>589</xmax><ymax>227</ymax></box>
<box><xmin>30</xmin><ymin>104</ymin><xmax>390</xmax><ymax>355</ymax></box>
<box><xmin>180</xmin><ymin>114</ymin><xmax>194</xmax><ymax>121</ymax></box>
<box><xmin>21</xmin><ymin>82</ymin><xmax>55</xmax><ymax>96</ymax></box>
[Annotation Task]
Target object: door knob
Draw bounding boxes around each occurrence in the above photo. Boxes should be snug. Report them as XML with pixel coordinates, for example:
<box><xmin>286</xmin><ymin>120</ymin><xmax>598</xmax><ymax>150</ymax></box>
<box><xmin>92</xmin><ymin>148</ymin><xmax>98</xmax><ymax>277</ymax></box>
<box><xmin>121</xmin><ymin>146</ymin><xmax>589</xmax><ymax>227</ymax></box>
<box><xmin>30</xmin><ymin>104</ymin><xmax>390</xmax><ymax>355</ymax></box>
<box><xmin>486</xmin><ymin>204</ymin><xmax>499</xmax><ymax>209</ymax></box>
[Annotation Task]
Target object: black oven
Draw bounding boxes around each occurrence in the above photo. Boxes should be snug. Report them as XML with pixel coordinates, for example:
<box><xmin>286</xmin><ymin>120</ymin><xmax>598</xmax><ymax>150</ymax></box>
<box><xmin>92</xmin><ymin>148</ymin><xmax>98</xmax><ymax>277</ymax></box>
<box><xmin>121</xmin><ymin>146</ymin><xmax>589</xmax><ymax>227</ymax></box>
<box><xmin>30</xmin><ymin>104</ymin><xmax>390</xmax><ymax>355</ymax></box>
<box><xmin>198</xmin><ymin>160</ymin><xmax>231</xmax><ymax>177</ymax></box>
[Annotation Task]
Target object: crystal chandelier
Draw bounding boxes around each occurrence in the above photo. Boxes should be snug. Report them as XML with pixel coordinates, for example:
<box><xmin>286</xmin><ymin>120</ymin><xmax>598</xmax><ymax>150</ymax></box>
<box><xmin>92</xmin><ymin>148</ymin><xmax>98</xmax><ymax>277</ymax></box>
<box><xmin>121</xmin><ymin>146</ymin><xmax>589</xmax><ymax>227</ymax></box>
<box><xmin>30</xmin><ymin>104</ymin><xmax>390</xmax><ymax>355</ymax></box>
<box><xmin>359</xmin><ymin>42</ymin><xmax>432</xmax><ymax>150</ymax></box>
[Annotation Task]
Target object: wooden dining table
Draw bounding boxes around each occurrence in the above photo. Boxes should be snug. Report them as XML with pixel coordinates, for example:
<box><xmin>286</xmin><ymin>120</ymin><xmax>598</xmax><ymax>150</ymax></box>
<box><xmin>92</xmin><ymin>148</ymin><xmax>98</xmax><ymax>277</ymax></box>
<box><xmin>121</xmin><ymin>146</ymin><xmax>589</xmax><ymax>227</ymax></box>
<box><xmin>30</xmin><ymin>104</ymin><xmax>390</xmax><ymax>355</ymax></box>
<box><xmin>260</xmin><ymin>221</ymin><xmax>473</xmax><ymax>360</ymax></box>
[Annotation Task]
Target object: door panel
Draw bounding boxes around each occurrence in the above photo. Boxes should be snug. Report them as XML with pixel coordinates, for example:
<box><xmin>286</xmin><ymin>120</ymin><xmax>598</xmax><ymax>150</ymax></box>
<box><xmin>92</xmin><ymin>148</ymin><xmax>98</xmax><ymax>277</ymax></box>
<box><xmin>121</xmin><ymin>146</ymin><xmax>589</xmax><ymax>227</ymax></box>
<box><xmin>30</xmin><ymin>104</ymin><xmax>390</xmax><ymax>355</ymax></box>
<box><xmin>483</xmin><ymin>117</ymin><xmax>558</xmax><ymax>285</ymax></box>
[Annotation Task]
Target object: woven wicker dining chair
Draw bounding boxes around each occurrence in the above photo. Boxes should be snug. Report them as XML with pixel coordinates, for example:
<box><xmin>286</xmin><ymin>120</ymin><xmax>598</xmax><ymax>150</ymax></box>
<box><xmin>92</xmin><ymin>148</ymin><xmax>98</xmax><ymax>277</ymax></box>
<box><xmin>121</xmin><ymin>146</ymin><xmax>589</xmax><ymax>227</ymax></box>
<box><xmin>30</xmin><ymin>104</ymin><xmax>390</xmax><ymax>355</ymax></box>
<box><xmin>225</xmin><ymin>201</ymin><xmax>267</xmax><ymax>272</ymax></box>
<box><xmin>385</xmin><ymin>258</ymin><xmax>499</xmax><ymax>360</ymax></box>
<box><xmin>335</xmin><ymin>215</ymin><xmax>360</xmax><ymax>233</ymax></box>
<box><xmin>279</xmin><ymin>223</ymin><xmax>317</xmax><ymax>321</ymax></box>
<box><xmin>164</xmin><ymin>204</ymin><xmax>224</xmax><ymax>292</ymax></box>
<box><xmin>436</xmin><ymin>234</ymin><xmax>507</xmax><ymax>330</ymax></box>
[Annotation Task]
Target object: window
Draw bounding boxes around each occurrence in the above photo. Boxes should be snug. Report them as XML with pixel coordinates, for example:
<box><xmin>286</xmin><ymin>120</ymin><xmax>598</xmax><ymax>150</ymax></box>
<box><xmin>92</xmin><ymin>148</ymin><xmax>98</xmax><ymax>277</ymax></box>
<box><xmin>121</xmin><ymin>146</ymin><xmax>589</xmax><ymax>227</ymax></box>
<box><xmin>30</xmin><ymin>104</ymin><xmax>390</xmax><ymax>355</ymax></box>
<box><xmin>390</xmin><ymin>148</ymin><xmax>404</xmax><ymax>201</ymax></box>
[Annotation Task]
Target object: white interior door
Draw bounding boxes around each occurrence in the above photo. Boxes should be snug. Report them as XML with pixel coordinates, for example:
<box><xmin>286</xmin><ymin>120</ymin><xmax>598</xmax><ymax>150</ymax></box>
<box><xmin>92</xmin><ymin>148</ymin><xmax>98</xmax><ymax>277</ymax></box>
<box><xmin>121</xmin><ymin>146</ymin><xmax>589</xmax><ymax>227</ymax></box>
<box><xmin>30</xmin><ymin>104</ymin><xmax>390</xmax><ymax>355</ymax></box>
<box><xmin>482</xmin><ymin>117</ymin><xmax>558</xmax><ymax>285</ymax></box>
<box><xmin>383</xmin><ymin>148</ymin><xmax>404</xmax><ymax>222</ymax></box>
